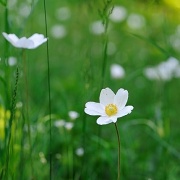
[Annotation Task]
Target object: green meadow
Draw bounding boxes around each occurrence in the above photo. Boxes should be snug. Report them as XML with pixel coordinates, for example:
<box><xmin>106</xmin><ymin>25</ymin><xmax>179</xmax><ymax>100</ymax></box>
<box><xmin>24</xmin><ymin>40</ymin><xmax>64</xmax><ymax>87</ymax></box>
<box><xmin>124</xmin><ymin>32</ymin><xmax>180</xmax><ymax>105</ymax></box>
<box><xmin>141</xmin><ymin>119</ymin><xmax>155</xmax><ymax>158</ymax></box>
<box><xmin>0</xmin><ymin>0</ymin><xmax>180</xmax><ymax>179</ymax></box>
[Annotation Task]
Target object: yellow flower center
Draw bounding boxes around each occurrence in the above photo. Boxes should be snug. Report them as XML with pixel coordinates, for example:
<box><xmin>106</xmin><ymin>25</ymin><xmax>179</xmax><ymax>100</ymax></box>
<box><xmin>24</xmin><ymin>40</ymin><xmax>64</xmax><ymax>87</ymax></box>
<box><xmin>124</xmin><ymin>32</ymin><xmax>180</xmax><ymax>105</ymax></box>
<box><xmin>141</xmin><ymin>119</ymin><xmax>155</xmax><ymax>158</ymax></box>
<box><xmin>105</xmin><ymin>104</ymin><xmax>118</xmax><ymax>116</ymax></box>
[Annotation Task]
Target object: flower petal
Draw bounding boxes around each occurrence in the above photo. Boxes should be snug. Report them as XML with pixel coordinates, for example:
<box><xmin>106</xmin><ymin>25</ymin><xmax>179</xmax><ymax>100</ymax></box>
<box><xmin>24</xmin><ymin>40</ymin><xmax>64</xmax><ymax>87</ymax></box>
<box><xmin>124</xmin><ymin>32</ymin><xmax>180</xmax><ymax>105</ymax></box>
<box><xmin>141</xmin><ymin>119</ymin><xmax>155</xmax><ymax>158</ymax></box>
<box><xmin>109</xmin><ymin>116</ymin><xmax>118</xmax><ymax>123</ymax></box>
<box><xmin>2</xmin><ymin>32</ymin><xmax>19</xmax><ymax>47</ymax></box>
<box><xmin>16</xmin><ymin>37</ymin><xmax>34</xmax><ymax>49</ymax></box>
<box><xmin>99</xmin><ymin>88</ymin><xmax>115</xmax><ymax>106</ymax></box>
<box><xmin>117</xmin><ymin>105</ymin><xmax>133</xmax><ymax>118</ymax></box>
<box><xmin>85</xmin><ymin>102</ymin><xmax>105</xmax><ymax>116</ymax></box>
<box><xmin>96</xmin><ymin>116</ymin><xmax>113</xmax><ymax>125</ymax></box>
<box><xmin>114</xmin><ymin>88</ymin><xmax>128</xmax><ymax>110</ymax></box>
<box><xmin>29</xmin><ymin>33</ymin><xmax>47</xmax><ymax>48</ymax></box>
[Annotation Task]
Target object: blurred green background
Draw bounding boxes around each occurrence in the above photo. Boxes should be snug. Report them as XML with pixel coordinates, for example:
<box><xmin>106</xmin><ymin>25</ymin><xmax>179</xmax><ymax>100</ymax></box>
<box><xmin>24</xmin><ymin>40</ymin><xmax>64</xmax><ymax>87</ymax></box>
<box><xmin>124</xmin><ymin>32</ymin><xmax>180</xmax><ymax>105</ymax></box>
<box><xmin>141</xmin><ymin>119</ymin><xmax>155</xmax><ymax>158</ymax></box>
<box><xmin>0</xmin><ymin>0</ymin><xmax>180</xmax><ymax>179</ymax></box>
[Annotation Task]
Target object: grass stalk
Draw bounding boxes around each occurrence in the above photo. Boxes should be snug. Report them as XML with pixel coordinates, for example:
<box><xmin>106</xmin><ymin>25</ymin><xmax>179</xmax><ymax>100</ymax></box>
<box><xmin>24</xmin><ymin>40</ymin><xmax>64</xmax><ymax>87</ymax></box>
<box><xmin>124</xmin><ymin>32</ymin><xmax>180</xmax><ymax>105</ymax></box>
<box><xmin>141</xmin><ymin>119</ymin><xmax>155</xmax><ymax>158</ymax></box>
<box><xmin>4</xmin><ymin>0</ymin><xmax>10</xmax><ymax>108</ymax></box>
<box><xmin>43</xmin><ymin>0</ymin><xmax>52</xmax><ymax>179</ymax></box>
<box><xmin>4</xmin><ymin>66</ymin><xmax>19</xmax><ymax>179</ymax></box>
<box><xmin>99</xmin><ymin>0</ymin><xmax>112</xmax><ymax>88</ymax></box>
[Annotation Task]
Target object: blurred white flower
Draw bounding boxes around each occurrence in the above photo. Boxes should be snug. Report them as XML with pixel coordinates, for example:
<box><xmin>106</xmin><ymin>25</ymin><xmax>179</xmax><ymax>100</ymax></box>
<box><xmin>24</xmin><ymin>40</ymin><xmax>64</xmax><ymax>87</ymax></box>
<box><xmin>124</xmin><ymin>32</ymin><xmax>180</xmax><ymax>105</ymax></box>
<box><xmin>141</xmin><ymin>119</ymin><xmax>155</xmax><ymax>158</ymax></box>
<box><xmin>174</xmin><ymin>65</ymin><xmax>180</xmax><ymax>77</ymax></box>
<box><xmin>84</xmin><ymin>88</ymin><xmax>133</xmax><ymax>125</ymax></box>
<box><xmin>8</xmin><ymin>0</ymin><xmax>17</xmax><ymax>9</ymax></box>
<box><xmin>76</xmin><ymin>147</ymin><xmax>84</xmax><ymax>157</ymax></box>
<box><xmin>19</xmin><ymin>3</ymin><xmax>31</xmax><ymax>17</ymax></box>
<box><xmin>144</xmin><ymin>67</ymin><xmax>160</xmax><ymax>80</ymax></box>
<box><xmin>54</xmin><ymin>120</ymin><xmax>65</xmax><ymax>128</ymax></box>
<box><xmin>144</xmin><ymin>57</ymin><xmax>180</xmax><ymax>81</ymax></box>
<box><xmin>110</xmin><ymin>64</ymin><xmax>125</xmax><ymax>79</ymax></box>
<box><xmin>50</xmin><ymin>25</ymin><xmax>67</xmax><ymax>39</ymax></box>
<box><xmin>2</xmin><ymin>32</ymin><xmax>47</xmax><ymax>49</ymax></box>
<box><xmin>56</xmin><ymin>7</ymin><xmax>71</xmax><ymax>21</ymax></box>
<box><xmin>90</xmin><ymin>20</ymin><xmax>105</xmax><ymax>35</ymax></box>
<box><xmin>127</xmin><ymin>13</ymin><xmax>145</xmax><ymax>29</ymax></box>
<box><xmin>166</xmin><ymin>57</ymin><xmax>179</xmax><ymax>69</ymax></box>
<box><xmin>16</xmin><ymin>101</ymin><xmax>23</xmax><ymax>108</ymax></box>
<box><xmin>8</xmin><ymin>56</ymin><xmax>17</xmax><ymax>66</ymax></box>
<box><xmin>39</xmin><ymin>152</ymin><xmax>47</xmax><ymax>164</ymax></box>
<box><xmin>68</xmin><ymin>111</ymin><xmax>79</xmax><ymax>120</ymax></box>
<box><xmin>109</xmin><ymin>6</ymin><xmax>127</xmax><ymax>22</ymax></box>
<box><xmin>64</xmin><ymin>122</ymin><xmax>74</xmax><ymax>130</ymax></box>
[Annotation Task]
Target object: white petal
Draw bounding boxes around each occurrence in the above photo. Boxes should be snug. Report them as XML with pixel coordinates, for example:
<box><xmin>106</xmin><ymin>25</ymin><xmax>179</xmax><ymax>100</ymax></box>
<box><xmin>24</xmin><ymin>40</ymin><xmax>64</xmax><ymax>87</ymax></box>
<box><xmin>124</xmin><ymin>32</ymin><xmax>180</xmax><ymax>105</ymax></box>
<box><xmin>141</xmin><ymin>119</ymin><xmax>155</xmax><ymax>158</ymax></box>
<box><xmin>16</xmin><ymin>37</ymin><xmax>34</xmax><ymax>49</ymax></box>
<box><xmin>85</xmin><ymin>102</ymin><xmax>105</xmax><ymax>116</ymax></box>
<box><xmin>2</xmin><ymin>32</ymin><xmax>19</xmax><ymax>47</ymax></box>
<box><xmin>99</xmin><ymin>88</ymin><xmax>115</xmax><ymax>106</ymax></box>
<box><xmin>96</xmin><ymin>116</ymin><xmax>113</xmax><ymax>125</ymax></box>
<box><xmin>117</xmin><ymin>106</ymin><xmax>133</xmax><ymax>118</ymax></box>
<box><xmin>114</xmin><ymin>88</ymin><xmax>128</xmax><ymax>110</ymax></box>
<box><xmin>109</xmin><ymin>116</ymin><xmax>118</xmax><ymax>123</ymax></box>
<box><xmin>29</xmin><ymin>33</ymin><xmax>47</xmax><ymax>48</ymax></box>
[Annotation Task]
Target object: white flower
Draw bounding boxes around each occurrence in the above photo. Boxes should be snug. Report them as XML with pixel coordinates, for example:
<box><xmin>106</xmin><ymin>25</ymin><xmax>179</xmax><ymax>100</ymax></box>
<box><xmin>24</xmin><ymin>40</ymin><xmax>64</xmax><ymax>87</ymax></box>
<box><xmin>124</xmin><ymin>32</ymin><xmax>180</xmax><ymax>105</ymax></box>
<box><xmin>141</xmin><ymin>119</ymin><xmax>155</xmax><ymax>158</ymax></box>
<box><xmin>90</xmin><ymin>20</ymin><xmax>105</xmax><ymax>35</ymax></box>
<box><xmin>75</xmin><ymin>147</ymin><xmax>84</xmax><ymax>157</ymax></box>
<box><xmin>8</xmin><ymin>56</ymin><xmax>17</xmax><ymax>66</ymax></box>
<box><xmin>109</xmin><ymin>6</ymin><xmax>127</xmax><ymax>22</ymax></box>
<box><xmin>127</xmin><ymin>13</ymin><xmax>145</xmax><ymax>30</ymax></box>
<box><xmin>50</xmin><ymin>25</ymin><xmax>67</xmax><ymax>39</ymax></box>
<box><xmin>64</xmin><ymin>122</ymin><xmax>74</xmax><ymax>130</ymax></box>
<box><xmin>144</xmin><ymin>67</ymin><xmax>160</xmax><ymax>80</ymax></box>
<box><xmin>110</xmin><ymin>64</ymin><xmax>125</xmax><ymax>79</ymax></box>
<box><xmin>84</xmin><ymin>88</ymin><xmax>133</xmax><ymax>125</ymax></box>
<box><xmin>55</xmin><ymin>7</ymin><xmax>71</xmax><ymax>21</ymax></box>
<box><xmin>144</xmin><ymin>57</ymin><xmax>180</xmax><ymax>81</ymax></box>
<box><xmin>68</xmin><ymin>111</ymin><xmax>79</xmax><ymax>120</ymax></box>
<box><xmin>2</xmin><ymin>32</ymin><xmax>47</xmax><ymax>49</ymax></box>
<box><xmin>54</xmin><ymin>120</ymin><xmax>65</xmax><ymax>128</ymax></box>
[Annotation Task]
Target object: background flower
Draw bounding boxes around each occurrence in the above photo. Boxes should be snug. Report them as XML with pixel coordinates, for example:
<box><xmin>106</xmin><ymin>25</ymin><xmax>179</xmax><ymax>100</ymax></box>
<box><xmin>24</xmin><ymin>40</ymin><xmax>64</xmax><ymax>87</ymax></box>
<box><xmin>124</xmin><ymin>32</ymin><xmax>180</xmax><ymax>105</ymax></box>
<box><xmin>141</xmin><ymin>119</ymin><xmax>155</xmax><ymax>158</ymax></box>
<box><xmin>2</xmin><ymin>32</ymin><xmax>47</xmax><ymax>49</ymax></box>
<box><xmin>110</xmin><ymin>64</ymin><xmax>125</xmax><ymax>79</ymax></box>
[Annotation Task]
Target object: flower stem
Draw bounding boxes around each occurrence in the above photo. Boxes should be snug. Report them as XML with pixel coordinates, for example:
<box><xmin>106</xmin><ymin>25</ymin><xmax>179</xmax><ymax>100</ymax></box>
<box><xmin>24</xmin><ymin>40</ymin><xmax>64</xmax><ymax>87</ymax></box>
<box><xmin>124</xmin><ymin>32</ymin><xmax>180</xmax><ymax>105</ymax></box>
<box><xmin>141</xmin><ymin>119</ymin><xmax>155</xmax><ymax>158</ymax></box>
<box><xmin>115</xmin><ymin>123</ymin><xmax>121</xmax><ymax>180</ymax></box>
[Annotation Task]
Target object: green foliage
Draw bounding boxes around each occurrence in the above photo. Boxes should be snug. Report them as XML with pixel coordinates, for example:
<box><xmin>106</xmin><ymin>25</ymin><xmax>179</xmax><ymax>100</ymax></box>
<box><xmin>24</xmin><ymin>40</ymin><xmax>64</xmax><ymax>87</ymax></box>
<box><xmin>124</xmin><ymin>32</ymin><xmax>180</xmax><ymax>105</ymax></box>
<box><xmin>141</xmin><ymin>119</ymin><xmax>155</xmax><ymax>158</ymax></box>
<box><xmin>0</xmin><ymin>0</ymin><xmax>6</xmax><ymax>6</ymax></box>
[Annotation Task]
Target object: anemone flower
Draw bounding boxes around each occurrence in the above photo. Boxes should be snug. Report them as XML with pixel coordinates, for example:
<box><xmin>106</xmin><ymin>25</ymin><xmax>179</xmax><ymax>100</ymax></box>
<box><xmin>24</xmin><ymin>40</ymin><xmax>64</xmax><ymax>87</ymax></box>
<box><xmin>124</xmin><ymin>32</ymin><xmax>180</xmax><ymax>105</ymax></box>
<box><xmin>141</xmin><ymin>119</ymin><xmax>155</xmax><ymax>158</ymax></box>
<box><xmin>85</xmin><ymin>87</ymin><xmax>133</xmax><ymax>125</ymax></box>
<box><xmin>84</xmin><ymin>87</ymin><xmax>133</xmax><ymax>180</ymax></box>
<box><xmin>2</xmin><ymin>32</ymin><xmax>47</xmax><ymax>49</ymax></box>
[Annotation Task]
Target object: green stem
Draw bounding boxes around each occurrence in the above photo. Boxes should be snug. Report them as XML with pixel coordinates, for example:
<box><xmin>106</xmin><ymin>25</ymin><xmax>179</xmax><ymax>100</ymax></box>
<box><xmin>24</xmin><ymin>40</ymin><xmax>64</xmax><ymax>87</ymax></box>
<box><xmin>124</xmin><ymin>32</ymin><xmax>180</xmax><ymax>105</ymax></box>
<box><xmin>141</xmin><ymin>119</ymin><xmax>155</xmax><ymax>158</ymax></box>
<box><xmin>100</xmin><ymin>0</ymin><xmax>111</xmax><ymax>88</ymax></box>
<box><xmin>4</xmin><ymin>66</ymin><xmax>19</xmax><ymax>179</ymax></box>
<box><xmin>4</xmin><ymin>0</ymin><xmax>11</xmax><ymax>108</ymax></box>
<box><xmin>115</xmin><ymin>123</ymin><xmax>121</xmax><ymax>180</ymax></box>
<box><xmin>43</xmin><ymin>0</ymin><xmax>52</xmax><ymax>179</ymax></box>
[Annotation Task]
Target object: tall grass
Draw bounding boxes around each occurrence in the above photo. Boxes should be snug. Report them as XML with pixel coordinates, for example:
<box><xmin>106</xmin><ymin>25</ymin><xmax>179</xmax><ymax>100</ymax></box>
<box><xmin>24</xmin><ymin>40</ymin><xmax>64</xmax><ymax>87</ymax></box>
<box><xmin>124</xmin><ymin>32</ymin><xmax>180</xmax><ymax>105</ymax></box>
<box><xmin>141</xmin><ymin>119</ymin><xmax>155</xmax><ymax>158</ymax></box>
<box><xmin>43</xmin><ymin>0</ymin><xmax>52</xmax><ymax>178</ymax></box>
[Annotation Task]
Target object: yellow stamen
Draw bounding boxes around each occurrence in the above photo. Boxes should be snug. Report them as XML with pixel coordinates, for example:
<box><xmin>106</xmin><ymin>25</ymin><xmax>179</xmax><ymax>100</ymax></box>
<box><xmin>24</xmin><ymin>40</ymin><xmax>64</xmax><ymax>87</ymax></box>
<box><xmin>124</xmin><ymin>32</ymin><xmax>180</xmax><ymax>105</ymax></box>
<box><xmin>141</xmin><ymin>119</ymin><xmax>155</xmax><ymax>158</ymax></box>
<box><xmin>105</xmin><ymin>104</ymin><xmax>118</xmax><ymax>116</ymax></box>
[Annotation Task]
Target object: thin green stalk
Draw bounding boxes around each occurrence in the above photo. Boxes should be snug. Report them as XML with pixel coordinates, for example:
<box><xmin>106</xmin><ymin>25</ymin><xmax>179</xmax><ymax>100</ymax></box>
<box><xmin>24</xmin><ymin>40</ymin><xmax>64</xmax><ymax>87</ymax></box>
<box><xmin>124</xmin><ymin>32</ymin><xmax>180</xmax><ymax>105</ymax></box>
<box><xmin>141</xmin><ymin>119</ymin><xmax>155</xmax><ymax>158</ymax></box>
<box><xmin>4</xmin><ymin>66</ymin><xmax>19</xmax><ymax>179</ymax></box>
<box><xmin>18</xmin><ymin>112</ymin><xmax>25</xmax><ymax>180</ymax></box>
<box><xmin>4</xmin><ymin>0</ymin><xmax>11</xmax><ymax>108</ymax></box>
<box><xmin>115</xmin><ymin>123</ymin><xmax>121</xmax><ymax>180</ymax></box>
<box><xmin>43</xmin><ymin>0</ymin><xmax>52</xmax><ymax>179</ymax></box>
<box><xmin>4</xmin><ymin>0</ymin><xmax>9</xmax><ymax>58</ymax></box>
<box><xmin>100</xmin><ymin>0</ymin><xmax>112</xmax><ymax>88</ymax></box>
